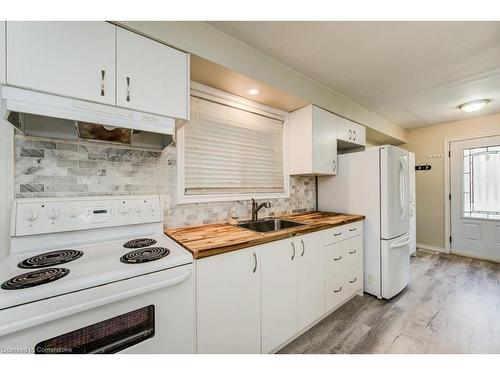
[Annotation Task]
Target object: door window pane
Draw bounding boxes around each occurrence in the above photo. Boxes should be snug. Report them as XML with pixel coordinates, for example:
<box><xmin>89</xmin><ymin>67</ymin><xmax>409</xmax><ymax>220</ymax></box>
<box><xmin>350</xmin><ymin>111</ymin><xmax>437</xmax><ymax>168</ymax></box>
<box><xmin>463</xmin><ymin>145</ymin><xmax>500</xmax><ymax>219</ymax></box>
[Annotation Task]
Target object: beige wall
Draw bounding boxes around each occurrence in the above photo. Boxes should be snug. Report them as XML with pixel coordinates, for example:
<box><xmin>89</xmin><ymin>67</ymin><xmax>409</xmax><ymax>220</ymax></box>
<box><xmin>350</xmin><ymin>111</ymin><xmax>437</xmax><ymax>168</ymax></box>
<box><xmin>402</xmin><ymin>112</ymin><xmax>500</xmax><ymax>249</ymax></box>
<box><xmin>116</xmin><ymin>21</ymin><xmax>407</xmax><ymax>144</ymax></box>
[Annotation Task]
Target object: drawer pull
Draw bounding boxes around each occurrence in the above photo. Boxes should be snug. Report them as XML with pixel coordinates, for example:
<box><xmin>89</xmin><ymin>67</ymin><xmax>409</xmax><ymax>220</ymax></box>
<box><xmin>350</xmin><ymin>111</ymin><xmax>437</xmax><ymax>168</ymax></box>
<box><xmin>291</xmin><ymin>242</ymin><xmax>296</xmax><ymax>261</ymax></box>
<box><xmin>100</xmin><ymin>70</ymin><xmax>105</xmax><ymax>96</ymax></box>
<box><xmin>333</xmin><ymin>256</ymin><xmax>342</xmax><ymax>261</ymax></box>
<box><xmin>300</xmin><ymin>239</ymin><xmax>305</xmax><ymax>257</ymax></box>
<box><xmin>334</xmin><ymin>232</ymin><xmax>342</xmax><ymax>236</ymax></box>
<box><xmin>349</xmin><ymin>228</ymin><xmax>357</xmax><ymax>232</ymax></box>
<box><xmin>349</xmin><ymin>277</ymin><xmax>357</xmax><ymax>284</ymax></box>
<box><xmin>349</xmin><ymin>250</ymin><xmax>357</xmax><ymax>255</ymax></box>
<box><xmin>333</xmin><ymin>286</ymin><xmax>343</xmax><ymax>293</ymax></box>
<box><xmin>252</xmin><ymin>252</ymin><xmax>257</xmax><ymax>273</ymax></box>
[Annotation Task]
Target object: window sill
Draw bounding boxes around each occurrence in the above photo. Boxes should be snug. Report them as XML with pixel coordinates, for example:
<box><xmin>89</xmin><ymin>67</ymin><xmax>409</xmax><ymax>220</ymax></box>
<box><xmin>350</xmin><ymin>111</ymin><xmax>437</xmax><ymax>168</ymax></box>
<box><xmin>177</xmin><ymin>191</ymin><xmax>290</xmax><ymax>205</ymax></box>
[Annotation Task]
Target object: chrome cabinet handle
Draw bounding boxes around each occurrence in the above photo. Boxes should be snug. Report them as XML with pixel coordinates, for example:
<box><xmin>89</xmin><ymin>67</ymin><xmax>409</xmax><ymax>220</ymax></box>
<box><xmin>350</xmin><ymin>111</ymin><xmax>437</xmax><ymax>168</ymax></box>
<box><xmin>333</xmin><ymin>256</ymin><xmax>342</xmax><ymax>261</ymax></box>
<box><xmin>332</xmin><ymin>159</ymin><xmax>336</xmax><ymax>172</ymax></box>
<box><xmin>252</xmin><ymin>252</ymin><xmax>257</xmax><ymax>273</ymax></box>
<box><xmin>349</xmin><ymin>228</ymin><xmax>357</xmax><ymax>232</ymax></box>
<box><xmin>291</xmin><ymin>242</ymin><xmax>296</xmax><ymax>260</ymax></box>
<box><xmin>349</xmin><ymin>249</ymin><xmax>357</xmax><ymax>255</ymax></box>
<box><xmin>349</xmin><ymin>277</ymin><xmax>357</xmax><ymax>284</ymax></box>
<box><xmin>348</xmin><ymin>129</ymin><xmax>352</xmax><ymax>140</ymax></box>
<box><xmin>353</xmin><ymin>130</ymin><xmax>357</xmax><ymax>141</ymax></box>
<box><xmin>334</xmin><ymin>232</ymin><xmax>342</xmax><ymax>236</ymax></box>
<box><xmin>333</xmin><ymin>286</ymin><xmax>343</xmax><ymax>293</ymax></box>
<box><xmin>100</xmin><ymin>70</ymin><xmax>105</xmax><ymax>96</ymax></box>
<box><xmin>126</xmin><ymin>77</ymin><xmax>131</xmax><ymax>102</ymax></box>
<box><xmin>300</xmin><ymin>239</ymin><xmax>305</xmax><ymax>257</ymax></box>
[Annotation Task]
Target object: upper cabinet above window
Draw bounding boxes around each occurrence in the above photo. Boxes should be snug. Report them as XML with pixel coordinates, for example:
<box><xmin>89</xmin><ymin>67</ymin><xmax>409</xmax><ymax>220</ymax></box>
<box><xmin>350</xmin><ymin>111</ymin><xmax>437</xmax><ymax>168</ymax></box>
<box><xmin>0</xmin><ymin>22</ymin><xmax>5</xmax><ymax>84</ymax></box>
<box><xmin>116</xmin><ymin>28</ymin><xmax>189</xmax><ymax>119</ymax></box>
<box><xmin>4</xmin><ymin>22</ymin><xmax>189</xmax><ymax>120</ymax></box>
<box><xmin>6</xmin><ymin>22</ymin><xmax>116</xmax><ymax>105</ymax></box>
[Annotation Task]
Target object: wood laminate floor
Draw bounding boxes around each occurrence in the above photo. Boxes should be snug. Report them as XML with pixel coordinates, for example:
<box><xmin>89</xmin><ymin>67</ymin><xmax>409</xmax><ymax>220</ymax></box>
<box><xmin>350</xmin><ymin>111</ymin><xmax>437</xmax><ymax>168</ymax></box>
<box><xmin>279</xmin><ymin>250</ymin><xmax>500</xmax><ymax>354</ymax></box>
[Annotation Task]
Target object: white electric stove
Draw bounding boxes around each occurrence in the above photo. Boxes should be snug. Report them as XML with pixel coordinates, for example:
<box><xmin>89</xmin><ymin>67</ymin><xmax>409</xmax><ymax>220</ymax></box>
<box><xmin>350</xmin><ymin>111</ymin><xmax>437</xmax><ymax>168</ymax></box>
<box><xmin>0</xmin><ymin>196</ymin><xmax>194</xmax><ymax>354</ymax></box>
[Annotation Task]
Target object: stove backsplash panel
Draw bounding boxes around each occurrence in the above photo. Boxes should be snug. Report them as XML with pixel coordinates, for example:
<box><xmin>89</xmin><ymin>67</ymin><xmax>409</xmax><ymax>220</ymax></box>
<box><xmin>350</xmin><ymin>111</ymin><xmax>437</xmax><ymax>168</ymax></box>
<box><xmin>14</xmin><ymin>136</ymin><xmax>316</xmax><ymax>228</ymax></box>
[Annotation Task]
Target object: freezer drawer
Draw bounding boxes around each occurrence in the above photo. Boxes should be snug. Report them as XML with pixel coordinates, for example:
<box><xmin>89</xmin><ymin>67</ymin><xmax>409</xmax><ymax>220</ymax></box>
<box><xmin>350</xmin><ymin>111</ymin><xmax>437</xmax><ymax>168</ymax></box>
<box><xmin>381</xmin><ymin>234</ymin><xmax>410</xmax><ymax>299</ymax></box>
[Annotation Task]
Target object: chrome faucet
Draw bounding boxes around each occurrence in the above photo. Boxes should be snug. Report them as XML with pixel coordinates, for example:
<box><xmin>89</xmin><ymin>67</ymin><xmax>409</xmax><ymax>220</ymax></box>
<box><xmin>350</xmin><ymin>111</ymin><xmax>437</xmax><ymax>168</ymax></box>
<box><xmin>251</xmin><ymin>199</ymin><xmax>271</xmax><ymax>221</ymax></box>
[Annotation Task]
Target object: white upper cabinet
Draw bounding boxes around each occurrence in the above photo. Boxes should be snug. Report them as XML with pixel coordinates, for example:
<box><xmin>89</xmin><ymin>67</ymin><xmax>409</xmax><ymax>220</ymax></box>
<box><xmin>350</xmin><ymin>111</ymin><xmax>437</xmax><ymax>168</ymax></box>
<box><xmin>196</xmin><ymin>247</ymin><xmax>261</xmax><ymax>354</ymax></box>
<box><xmin>261</xmin><ymin>239</ymin><xmax>298</xmax><ymax>353</ymax></box>
<box><xmin>336</xmin><ymin>116</ymin><xmax>366</xmax><ymax>150</ymax></box>
<box><xmin>290</xmin><ymin>105</ymin><xmax>337</xmax><ymax>176</ymax></box>
<box><xmin>297</xmin><ymin>232</ymin><xmax>325</xmax><ymax>331</ymax></box>
<box><xmin>116</xmin><ymin>28</ymin><xmax>189</xmax><ymax>119</ymax></box>
<box><xmin>6</xmin><ymin>22</ymin><xmax>116</xmax><ymax>105</ymax></box>
<box><xmin>0</xmin><ymin>22</ymin><xmax>5</xmax><ymax>84</ymax></box>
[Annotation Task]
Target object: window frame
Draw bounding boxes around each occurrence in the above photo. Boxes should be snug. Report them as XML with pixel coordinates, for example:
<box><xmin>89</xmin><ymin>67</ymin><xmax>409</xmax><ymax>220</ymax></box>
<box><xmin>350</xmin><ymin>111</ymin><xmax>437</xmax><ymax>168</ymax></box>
<box><xmin>176</xmin><ymin>82</ymin><xmax>290</xmax><ymax>204</ymax></box>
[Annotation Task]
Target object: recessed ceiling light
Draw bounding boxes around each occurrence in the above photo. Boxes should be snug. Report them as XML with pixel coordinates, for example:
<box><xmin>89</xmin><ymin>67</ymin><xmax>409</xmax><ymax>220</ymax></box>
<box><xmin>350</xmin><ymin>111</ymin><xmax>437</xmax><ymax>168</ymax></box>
<box><xmin>459</xmin><ymin>99</ymin><xmax>490</xmax><ymax>113</ymax></box>
<box><xmin>248</xmin><ymin>89</ymin><xmax>259</xmax><ymax>95</ymax></box>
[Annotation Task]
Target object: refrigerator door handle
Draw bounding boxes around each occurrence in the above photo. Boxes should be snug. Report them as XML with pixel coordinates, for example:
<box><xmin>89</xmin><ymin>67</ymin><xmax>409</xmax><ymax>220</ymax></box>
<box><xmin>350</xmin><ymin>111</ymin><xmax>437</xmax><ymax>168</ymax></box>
<box><xmin>390</xmin><ymin>238</ymin><xmax>411</xmax><ymax>249</ymax></box>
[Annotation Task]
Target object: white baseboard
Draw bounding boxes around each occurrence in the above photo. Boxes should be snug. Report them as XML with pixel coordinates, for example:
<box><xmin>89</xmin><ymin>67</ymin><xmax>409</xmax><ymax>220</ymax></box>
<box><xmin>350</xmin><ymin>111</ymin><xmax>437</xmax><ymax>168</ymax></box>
<box><xmin>417</xmin><ymin>243</ymin><xmax>449</xmax><ymax>254</ymax></box>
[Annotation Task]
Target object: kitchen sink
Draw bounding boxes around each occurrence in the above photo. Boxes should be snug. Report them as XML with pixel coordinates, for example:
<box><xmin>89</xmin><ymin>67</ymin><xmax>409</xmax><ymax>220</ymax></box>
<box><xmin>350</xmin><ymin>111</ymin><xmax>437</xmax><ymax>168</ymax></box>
<box><xmin>236</xmin><ymin>218</ymin><xmax>305</xmax><ymax>233</ymax></box>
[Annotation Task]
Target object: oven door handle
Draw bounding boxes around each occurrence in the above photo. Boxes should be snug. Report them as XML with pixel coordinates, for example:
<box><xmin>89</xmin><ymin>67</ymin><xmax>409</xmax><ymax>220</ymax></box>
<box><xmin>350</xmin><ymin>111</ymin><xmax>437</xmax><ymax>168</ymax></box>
<box><xmin>0</xmin><ymin>268</ymin><xmax>192</xmax><ymax>337</ymax></box>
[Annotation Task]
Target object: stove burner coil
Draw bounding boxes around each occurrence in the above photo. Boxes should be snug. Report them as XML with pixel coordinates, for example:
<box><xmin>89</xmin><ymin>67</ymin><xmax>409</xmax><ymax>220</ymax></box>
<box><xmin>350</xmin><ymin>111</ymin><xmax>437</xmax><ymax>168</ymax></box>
<box><xmin>1</xmin><ymin>268</ymin><xmax>70</xmax><ymax>290</ymax></box>
<box><xmin>123</xmin><ymin>238</ymin><xmax>157</xmax><ymax>249</ymax></box>
<box><xmin>18</xmin><ymin>250</ymin><xmax>83</xmax><ymax>269</ymax></box>
<box><xmin>120</xmin><ymin>247</ymin><xmax>170</xmax><ymax>264</ymax></box>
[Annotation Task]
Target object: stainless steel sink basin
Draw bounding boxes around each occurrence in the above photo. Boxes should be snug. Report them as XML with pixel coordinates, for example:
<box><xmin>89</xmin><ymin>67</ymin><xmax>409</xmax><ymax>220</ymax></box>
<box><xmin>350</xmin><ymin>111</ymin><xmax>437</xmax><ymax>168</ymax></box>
<box><xmin>236</xmin><ymin>218</ymin><xmax>305</xmax><ymax>233</ymax></box>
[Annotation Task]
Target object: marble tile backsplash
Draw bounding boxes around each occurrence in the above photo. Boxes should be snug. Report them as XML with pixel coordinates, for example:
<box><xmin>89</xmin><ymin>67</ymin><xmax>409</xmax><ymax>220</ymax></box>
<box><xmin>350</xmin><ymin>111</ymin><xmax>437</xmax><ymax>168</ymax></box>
<box><xmin>15</xmin><ymin>136</ymin><xmax>316</xmax><ymax>228</ymax></box>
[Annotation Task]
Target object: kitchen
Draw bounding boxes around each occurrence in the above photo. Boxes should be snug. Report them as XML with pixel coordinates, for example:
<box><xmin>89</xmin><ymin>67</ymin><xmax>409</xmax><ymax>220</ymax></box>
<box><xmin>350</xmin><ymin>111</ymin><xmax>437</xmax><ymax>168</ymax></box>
<box><xmin>1</xmin><ymin>4</ymin><xmax>500</xmax><ymax>372</ymax></box>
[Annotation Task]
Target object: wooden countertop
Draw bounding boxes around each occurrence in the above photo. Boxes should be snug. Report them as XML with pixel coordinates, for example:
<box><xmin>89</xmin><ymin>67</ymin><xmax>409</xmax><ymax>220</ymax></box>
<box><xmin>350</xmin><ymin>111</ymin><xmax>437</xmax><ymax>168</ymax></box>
<box><xmin>165</xmin><ymin>211</ymin><xmax>364</xmax><ymax>259</ymax></box>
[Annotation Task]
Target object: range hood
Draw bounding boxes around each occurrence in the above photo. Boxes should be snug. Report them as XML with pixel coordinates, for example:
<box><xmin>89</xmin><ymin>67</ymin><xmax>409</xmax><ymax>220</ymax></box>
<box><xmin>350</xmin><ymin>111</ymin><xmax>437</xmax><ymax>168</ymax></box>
<box><xmin>1</xmin><ymin>86</ymin><xmax>175</xmax><ymax>150</ymax></box>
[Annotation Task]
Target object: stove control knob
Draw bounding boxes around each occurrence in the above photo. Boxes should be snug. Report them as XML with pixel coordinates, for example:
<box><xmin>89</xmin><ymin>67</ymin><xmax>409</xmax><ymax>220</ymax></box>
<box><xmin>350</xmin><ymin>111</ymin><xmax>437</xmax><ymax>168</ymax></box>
<box><xmin>69</xmin><ymin>208</ymin><xmax>80</xmax><ymax>218</ymax></box>
<box><xmin>48</xmin><ymin>209</ymin><xmax>60</xmax><ymax>220</ymax></box>
<box><xmin>24</xmin><ymin>209</ymin><xmax>39</xmax><ymax>222</ymax></box>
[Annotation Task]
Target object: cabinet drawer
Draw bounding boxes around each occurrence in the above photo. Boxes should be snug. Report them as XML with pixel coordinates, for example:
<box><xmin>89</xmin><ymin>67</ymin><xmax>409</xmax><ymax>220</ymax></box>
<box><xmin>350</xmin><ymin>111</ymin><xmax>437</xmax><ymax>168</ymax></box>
<box><xmin>325</xmin><ymin>273</ymin><xmax>346</xmax><ymax>312</ymax></box>
<box><xmin>325</xmin><ymin>262</ymin><xmax>363</xmax><ymax>312</ymax></box>
<box><xmin>343</xmin><ymin>262</ymin><xmax>363</xmax><ymax>295</ymax></box>
<box><xmin>324</xmin><ymin>235</ymin><xmax>363</xmax><ymax>278</ymax></box>
<box><xmin>323</xmin><ymin>221</ymin><xmax>363</xmax><ymax>246</ymax></box>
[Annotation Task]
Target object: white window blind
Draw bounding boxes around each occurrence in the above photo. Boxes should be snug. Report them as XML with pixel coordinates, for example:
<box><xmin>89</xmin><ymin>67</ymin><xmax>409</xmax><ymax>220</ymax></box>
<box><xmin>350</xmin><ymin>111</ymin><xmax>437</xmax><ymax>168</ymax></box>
<box><xmin>184</xmin><ymin>97</ymin><xmax>285</xmax><ymax>195</ymax></box>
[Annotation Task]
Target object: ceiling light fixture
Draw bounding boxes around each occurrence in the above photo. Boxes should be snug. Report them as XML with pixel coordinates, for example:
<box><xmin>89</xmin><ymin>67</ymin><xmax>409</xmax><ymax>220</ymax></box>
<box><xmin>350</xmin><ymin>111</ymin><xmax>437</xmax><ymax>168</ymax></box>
<box><xmin>459</xmin><ymin>99</ymin><xmax>490</xmax><ymax>113</ymax></box>
<box><xmin>248</xmin><ymin>89</ymin><xmax>259</xmax><ymax>95</ymax></box>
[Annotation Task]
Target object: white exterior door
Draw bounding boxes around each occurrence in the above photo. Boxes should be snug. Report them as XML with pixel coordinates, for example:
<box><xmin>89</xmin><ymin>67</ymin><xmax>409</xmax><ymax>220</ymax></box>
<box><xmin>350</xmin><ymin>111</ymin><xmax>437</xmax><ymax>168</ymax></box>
<box><xmin>196</xmin><ymin>247</ymin><xmax>261</xmax><ymax>353</ymax></box>
<box><xmin>450</xmin><ymin>136</ymin><xmax>500</xmax><ymax>261</ymax></box>
<box><xmin>381</xmin><ymin>146</ymin><xmax>410</xmax><ymax>239</ymax></box>
<box><xmin>296</xmin><ymin>232</ymin><xmax>324</xmax><ymax>331</ymax></box>
<box><xmin>116</xmin><ymin>27</ymin><xmax>189</xmax><ymax>119</ymax></box>
<box><xmin>261</xmin><ymin>239</ymin><xmax>298</xmax><ymax>353</ymax></box>
<box><xmin>6</xmin><ymin>22</ymin><xmax>116</xmax><ymax>105</ymax></box>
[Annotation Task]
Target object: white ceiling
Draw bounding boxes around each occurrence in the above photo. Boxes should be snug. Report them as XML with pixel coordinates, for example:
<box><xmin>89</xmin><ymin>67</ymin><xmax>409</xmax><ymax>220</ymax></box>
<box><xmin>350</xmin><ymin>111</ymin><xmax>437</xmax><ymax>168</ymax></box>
<box><xmin>209</xmin><ymin>22</ymin><xmax>500</xmax><ymax>129</ymax></box>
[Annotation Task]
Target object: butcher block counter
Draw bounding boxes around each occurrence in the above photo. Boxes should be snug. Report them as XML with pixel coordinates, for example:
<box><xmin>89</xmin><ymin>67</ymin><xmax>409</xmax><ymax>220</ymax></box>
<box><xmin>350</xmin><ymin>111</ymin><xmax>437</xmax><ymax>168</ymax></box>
<box><xmin>165</xmin><ymin>211</ymin><xmax>364</xmax><ymax>259</ymax></box>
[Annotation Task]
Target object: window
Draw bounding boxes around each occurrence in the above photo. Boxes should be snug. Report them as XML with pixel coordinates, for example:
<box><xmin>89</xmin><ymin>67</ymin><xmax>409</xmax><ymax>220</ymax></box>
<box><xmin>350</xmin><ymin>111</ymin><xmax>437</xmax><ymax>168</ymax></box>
<box><xmin>177</xmin><ymin>85</ymin><xmax>289</xmax><ymax>203</ymax></box>
<box><xmin>463</xmin><ymin>145</ymin><xmax>500</xmax><ymax>219</ymax></box>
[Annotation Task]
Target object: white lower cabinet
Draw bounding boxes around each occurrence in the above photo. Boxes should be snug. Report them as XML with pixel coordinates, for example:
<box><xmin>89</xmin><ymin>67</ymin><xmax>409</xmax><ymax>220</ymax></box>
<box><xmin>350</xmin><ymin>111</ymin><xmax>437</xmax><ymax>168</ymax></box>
<box><xmin>261</xmin><ymin>238</ymin><xmax>298</xmax><ymax>353</ymax></box>
<box><xmin>195</xmin><ymin>221</ymin><xmax>364</xmax><ymax>353</ymax></box>
<box><xmin>297</xmin><ymin>232</ymin><xmax>325</xmax><ymax>331</ymax></box>
<box><xmin>196</xmin><ymin>247</ymin><xmax>261</xmax><ymax>354</ymax></box>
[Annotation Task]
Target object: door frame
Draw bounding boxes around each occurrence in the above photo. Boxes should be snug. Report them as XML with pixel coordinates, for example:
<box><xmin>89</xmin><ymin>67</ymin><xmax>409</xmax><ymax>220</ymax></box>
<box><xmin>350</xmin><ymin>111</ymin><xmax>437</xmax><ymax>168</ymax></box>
<box><xmin>444</xmin><ymin>131</ymin><xmax>500</xmax><ymax>253</ymax></box>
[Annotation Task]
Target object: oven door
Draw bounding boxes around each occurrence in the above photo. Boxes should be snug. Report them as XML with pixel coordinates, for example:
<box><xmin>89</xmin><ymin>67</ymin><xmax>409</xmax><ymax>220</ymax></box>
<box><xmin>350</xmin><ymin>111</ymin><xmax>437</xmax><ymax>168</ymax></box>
<box><xmin>0</xmin><ymin>264</ymin><xmax>194</xmax><ymax>354</ymax></box>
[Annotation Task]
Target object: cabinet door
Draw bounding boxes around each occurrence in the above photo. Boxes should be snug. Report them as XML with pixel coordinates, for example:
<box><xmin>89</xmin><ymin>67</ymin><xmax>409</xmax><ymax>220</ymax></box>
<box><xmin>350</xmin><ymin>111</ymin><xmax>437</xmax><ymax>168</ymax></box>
<box><xmin>312</xmin><ymin>106</ymin><xmax>337</xmax><ymax>175</ymax></box>
<box><xmin>261</xmin><ymin>239</ymin><xmax>298</xmax><ymax>353</ymax></box>
<box><xmin>6</xmin><ymin>22</ymin><xmax>116</xmax><ymax>104</ymax></box>
<box><xmin>0</xmin><ymin>22</ymin><xmax>5</xmax><ymax>84</ymax></box>
<box><xmin>196</xmin><ymin>247</ymin><xmax>261</xmax><ymax>353</ymax></box>
<box><xmin>297</xmin><ymin>232</ymin><xmax>325</xmax><ymax>331</ymax></box>
<box><xmin>116</xmin><ymin>28</ymin><xmax>189</xmax><ymax>118</ymax></box>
